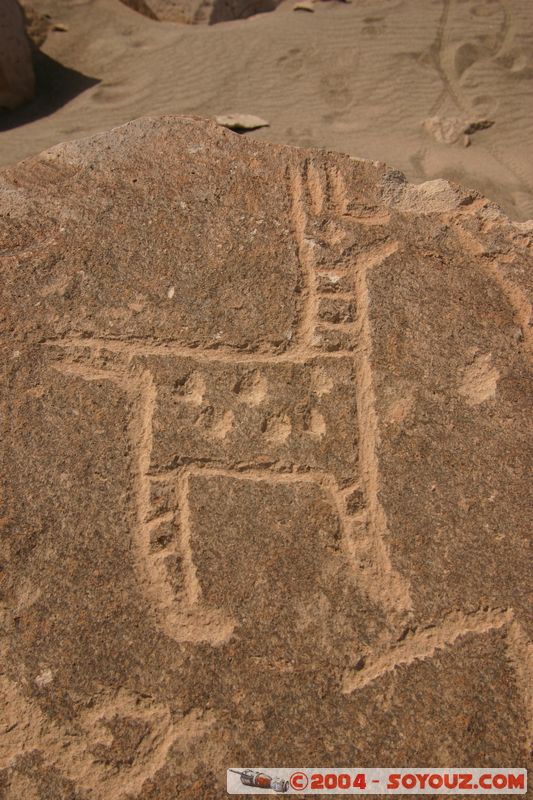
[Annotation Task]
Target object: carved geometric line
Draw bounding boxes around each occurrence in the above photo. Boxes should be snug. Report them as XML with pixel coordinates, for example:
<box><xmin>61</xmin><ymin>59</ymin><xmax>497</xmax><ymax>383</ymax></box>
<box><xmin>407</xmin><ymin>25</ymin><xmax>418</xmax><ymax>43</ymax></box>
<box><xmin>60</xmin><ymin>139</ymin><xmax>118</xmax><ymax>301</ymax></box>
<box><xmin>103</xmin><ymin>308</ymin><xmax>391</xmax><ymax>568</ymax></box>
<box><xmin>45</xmin><ymin>336</ymin><xmax>356</xmax><ymax>363</ymax></box>
<box><xmin>341</xmin><ymin>608</ymin><xmax>533</xmax><ymax>759</ymax></box>
<box><xmin>341</xmin><ymin>607</ymin><xmax>513</xmax><ymax>693</ymax></box>
<box><xmin>51</xmin><ymin>359</ymin><xmax>367</xmax><ymax>646</ymax></box>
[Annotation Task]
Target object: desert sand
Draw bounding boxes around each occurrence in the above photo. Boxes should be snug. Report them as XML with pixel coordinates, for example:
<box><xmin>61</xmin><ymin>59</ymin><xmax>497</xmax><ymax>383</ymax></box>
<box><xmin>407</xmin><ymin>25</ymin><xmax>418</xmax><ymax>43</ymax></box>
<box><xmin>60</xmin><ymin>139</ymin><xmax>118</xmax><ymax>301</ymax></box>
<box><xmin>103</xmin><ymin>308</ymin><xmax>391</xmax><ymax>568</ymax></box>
<box><xmin>1</xmin><ymin>0</ymin><xmax>533</xmax><ymax>220</ymax></box>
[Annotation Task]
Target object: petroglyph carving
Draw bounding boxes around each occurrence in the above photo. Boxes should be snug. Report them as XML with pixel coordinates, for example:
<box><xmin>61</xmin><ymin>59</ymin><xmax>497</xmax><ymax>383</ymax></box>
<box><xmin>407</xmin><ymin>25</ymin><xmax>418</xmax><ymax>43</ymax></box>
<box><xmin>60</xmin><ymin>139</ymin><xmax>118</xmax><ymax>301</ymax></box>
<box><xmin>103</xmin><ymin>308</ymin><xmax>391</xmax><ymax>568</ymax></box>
<box><xmin>2</xmin><ymin>120</ymin><xmax>532</xmax><ymax>792</ymax></box>
<box><xmin>342</xmin><ymin>607</ymin><xmax>513</xmax><ymax>693</ymax></box>
<box><xmin>47</xmin><ymin>161</ymin><xmax>409</xmax><ymax>650</ymax></box>
<box><xmin>173</xmin><ymin>371</ymin><xmax>206</xmax><ymax>405</ymax></box>
<box><xmin>233</xmin><ymin>369</ymin><xmax>267</xmax><ymax>405</ymax></box>
<box><xmin>0</xmin><ymin>675</ymin><xmax>212</xmax><ymax>800</ymax></box>
<box><xmin>42</xmin><ymin>153</ymin><xmax>531</xmax><ymax>764</ymax></box>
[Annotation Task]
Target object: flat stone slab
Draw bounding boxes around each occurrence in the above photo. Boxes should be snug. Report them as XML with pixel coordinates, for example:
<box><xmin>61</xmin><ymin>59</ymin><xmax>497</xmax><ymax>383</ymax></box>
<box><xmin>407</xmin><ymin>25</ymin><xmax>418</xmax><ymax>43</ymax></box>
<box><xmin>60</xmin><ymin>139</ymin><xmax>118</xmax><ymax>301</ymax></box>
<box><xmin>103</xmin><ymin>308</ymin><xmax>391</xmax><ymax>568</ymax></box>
<box><xmin>215</xmin><ymin>114</ymin><xmax>270</xmax><ymax>132</ymax></box>
<box><xmin>0</xmin><ymin>116</ymin><xmax>531</xmax><ymax>798</ymax></box>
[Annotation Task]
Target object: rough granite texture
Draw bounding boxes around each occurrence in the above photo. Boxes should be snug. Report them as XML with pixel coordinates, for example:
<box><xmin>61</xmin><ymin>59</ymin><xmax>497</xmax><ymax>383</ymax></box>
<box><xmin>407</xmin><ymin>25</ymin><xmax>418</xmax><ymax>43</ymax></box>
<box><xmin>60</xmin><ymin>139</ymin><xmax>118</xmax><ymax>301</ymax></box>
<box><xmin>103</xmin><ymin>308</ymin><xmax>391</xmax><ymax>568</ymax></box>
<box><xmin>0</xmin><ymin>116</ymin><xmax>532</xmax><ymax>799</ymax></box>
<box><xmin>0</xmin><ymin>0</ymin><xmax>35</xmax><ymax>110</ymax></box>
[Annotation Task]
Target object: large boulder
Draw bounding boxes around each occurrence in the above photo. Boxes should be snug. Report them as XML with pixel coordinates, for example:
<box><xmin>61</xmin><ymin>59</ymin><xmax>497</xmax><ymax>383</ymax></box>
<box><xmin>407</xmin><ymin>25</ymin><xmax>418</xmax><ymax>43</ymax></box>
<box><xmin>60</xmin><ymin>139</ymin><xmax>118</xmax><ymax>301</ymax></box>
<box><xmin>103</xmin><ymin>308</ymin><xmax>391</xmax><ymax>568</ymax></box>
<box><xmin>120</xmin><ymin>0</ymin><xmax>280</xmax><ymax>24</ymax></box>
<box><xmin>0</xmin><ymin>116</ymin><xmax>531</xmax><ymax>798</ymax></box>
<box><xmin>0</xmin><ymin>0</ymin><xmax>35</xmax><ymax>110</ymax></box>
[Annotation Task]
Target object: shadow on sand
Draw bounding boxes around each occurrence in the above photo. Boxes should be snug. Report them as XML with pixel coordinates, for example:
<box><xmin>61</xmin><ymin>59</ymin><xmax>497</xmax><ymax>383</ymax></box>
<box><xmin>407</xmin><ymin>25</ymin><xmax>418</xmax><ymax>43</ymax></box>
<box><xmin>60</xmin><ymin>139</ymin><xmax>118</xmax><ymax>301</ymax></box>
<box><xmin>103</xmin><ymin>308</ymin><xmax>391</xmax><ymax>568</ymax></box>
<box><xmin>0</xmin><ymin>51</ymin><xmax>99</xmax><ymax>133</ymax></box>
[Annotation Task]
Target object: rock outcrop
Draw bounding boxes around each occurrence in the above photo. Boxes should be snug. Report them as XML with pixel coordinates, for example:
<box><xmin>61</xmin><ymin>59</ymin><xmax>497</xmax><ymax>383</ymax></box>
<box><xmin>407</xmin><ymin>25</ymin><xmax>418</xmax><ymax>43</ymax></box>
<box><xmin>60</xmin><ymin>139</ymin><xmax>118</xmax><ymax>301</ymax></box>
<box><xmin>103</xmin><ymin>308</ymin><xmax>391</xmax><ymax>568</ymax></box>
<box><xmin>19</xmin><ymin>0</ymin><xmax>53</xmax><ymax>47</ymax></box>
<box><xmin>120</xmin><ymin>0</ymin><xmax>280</xmax><ymax>24</ymax></box>
<box><xmin>0</xmin><ymin>0</ymin><xmax>35</xmax><ymax>110</ymax></box>
<box><xmin>0</xmin><ymin>116</ymin><xmax>531</xmax><ymax>798</ymax></box>
<box><xmin>119</xmin><ymin>0</ymin><xmax>158</xmax><ymax>21</ymax></box>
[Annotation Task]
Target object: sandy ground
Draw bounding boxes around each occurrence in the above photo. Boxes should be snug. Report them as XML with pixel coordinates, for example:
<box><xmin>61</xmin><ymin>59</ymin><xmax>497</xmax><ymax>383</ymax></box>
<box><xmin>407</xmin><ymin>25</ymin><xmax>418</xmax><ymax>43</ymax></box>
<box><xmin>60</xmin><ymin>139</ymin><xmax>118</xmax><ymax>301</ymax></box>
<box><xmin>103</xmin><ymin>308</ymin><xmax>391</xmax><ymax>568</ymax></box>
<box><xmin>1</xmin><ymin>0</ymin><xmax>532</xmax><ymax>220</ymax></box>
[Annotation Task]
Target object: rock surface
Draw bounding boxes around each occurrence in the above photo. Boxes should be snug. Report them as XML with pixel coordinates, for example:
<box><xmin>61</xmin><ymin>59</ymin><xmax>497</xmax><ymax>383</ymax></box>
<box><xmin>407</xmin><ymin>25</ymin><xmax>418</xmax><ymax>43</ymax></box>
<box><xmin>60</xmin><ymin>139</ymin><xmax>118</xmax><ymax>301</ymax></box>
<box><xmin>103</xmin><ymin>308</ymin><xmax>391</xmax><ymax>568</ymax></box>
<box><xmin>118</xmin><ymin>0</ymin><xmax>159</xmax><ymax>19</ymax></box>
<box><xmin>0</xmin><ymin>116</ymin><xmax>532</xmax><ymax>798</ymax></box>
<box><xmin>19</xmin><ymin>0</ymin><xmax>53</xmax><ymax>48</ymax></box>
<box><xmin>119</xmin><ymin>0</ymin><xmax>280</xmax><ymax>24</ymax></box>
<box><xmin>0</xmin><ymin>0</ymin><xmax>35</xmax><ymax>110</ymax></box>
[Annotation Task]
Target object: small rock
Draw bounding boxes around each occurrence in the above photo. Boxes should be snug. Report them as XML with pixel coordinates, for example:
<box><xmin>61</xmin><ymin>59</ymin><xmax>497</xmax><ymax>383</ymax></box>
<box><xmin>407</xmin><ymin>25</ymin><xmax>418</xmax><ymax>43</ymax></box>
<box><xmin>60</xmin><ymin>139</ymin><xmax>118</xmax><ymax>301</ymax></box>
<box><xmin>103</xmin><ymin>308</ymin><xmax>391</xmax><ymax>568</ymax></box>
<box><xmin>52</xmin><ymin>22</ymin><xmax>68</xmax><ymax>31</ymax></box>
<box><xmin>294</xmin><ymin>0</ymin><xmax>315</xmax><ymax>11</ymax></box>
<box><xmin>425</xmin><ymin>115</ymin><xmax>495</xmax><ymax>145</ymax></box>
<box><xmin>215</xmin><ymin>114</ymin><xmax>270</xmax><ymax>132</ymax></box>
<box><xmin>424</xmin><ymin>116</ymin><xmax>465</xmax><ymax>145</ymax></box>
<box><xmin>464</xmin><ymin>119</ymin><xmax>494</xmax><ymax>135</ymax></box>
<box><xmin>35</xmin><ymin>668</ymin><xmax>53</xmax><ymax>688</ymax></box>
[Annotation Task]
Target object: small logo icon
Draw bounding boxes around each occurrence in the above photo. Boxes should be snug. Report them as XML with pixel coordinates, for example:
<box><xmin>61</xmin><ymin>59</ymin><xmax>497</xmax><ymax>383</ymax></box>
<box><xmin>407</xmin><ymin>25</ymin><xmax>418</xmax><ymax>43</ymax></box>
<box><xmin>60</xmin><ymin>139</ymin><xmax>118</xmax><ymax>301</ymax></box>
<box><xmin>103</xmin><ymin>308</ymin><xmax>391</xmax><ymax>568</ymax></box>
<box><xmin>229</xmin><ymin>769</ymin><xmax>289</xmax><ymax>793</ymax></box>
